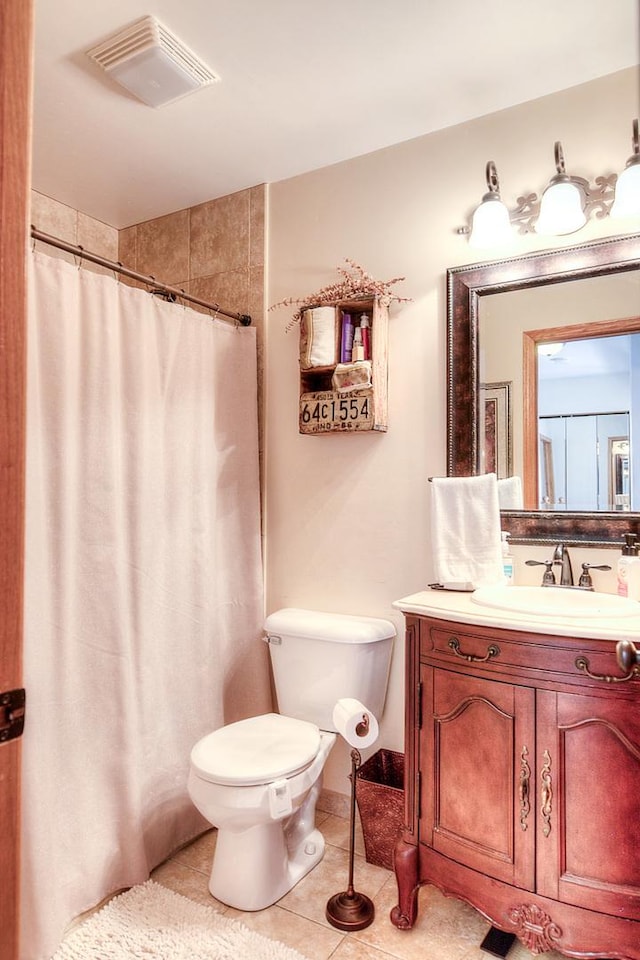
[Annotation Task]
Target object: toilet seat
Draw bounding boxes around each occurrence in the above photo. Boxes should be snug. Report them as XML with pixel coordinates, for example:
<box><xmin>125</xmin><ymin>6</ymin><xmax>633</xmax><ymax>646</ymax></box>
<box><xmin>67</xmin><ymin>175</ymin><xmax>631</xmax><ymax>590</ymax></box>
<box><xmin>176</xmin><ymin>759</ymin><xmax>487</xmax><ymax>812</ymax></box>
<box><xmin>190</xmin><ymin>713</ymin><xmax>322</xmax><ymax>786</ymax></box>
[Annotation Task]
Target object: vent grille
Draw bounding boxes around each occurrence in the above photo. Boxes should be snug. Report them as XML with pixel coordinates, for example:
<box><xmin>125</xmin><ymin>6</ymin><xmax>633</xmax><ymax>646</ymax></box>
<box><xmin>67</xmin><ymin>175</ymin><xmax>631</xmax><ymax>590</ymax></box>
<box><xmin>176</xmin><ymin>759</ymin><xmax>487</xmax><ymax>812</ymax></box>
<box><xmin>86</xmin><ymin>15</ymin><xmax>218</xmax><ymax>106</ymax></box>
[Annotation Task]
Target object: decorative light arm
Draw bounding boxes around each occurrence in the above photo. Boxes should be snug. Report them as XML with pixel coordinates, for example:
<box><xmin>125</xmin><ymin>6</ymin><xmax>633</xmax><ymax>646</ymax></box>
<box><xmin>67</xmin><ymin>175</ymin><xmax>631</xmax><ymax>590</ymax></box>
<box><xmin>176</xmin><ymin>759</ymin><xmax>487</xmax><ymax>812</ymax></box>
<box><xmin>457</xmin><ymin>119</ymin><xmax>639</xmax><ymax>245</ymax></box>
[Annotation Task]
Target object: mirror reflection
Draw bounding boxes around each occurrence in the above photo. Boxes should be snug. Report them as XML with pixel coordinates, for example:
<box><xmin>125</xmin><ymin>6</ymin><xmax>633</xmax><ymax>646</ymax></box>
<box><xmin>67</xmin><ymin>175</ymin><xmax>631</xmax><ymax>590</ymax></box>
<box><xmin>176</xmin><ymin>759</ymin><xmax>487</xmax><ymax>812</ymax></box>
<box><xmin>479</xmin><ymin>270</ymin><xmax>640</xmax><ymax>512</ymax></box>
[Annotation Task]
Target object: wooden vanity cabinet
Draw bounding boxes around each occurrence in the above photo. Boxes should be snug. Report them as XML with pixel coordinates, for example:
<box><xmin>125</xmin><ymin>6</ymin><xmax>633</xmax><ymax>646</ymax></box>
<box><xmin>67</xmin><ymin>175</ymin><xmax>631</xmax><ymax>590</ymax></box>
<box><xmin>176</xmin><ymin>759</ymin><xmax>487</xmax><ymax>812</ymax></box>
<box><xmin>392</xmin><ymin>614</ymin><xmax>640</xmax><ymax>959</ymax></box>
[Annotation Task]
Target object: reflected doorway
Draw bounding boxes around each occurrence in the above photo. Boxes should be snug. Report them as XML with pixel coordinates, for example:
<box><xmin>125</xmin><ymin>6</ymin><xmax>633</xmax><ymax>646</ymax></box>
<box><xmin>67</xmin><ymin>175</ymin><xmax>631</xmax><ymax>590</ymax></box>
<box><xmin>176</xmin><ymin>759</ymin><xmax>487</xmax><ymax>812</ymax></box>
<box><xmin>537</xmin><ymin>412</ymin><xmax>630</xmax><ymax>511</ymax></box>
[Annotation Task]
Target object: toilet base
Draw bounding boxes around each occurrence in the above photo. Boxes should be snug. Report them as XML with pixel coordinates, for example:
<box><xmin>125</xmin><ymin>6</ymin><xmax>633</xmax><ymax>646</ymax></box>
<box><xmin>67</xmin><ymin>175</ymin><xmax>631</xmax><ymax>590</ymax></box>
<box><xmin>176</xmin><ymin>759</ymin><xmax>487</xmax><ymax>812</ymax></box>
<box><xmin>190</xmin><ymin>730</ymin><xmax>336</xmax><ymax>911</ymax></box>
<box><xmin>210</xmin><ymin>822</ymin><xmax>325</xmax><ymax>911</ymax></box>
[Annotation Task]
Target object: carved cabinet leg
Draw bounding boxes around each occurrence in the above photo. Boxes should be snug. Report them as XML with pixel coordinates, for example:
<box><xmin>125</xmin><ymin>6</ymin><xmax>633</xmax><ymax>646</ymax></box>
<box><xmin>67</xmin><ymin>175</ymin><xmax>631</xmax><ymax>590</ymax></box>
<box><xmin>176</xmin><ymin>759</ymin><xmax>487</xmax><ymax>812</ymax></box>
<box><xmin>390</xmin><ymin>837</ymin><xmax>419</xmax><ymax>929</ymax></box>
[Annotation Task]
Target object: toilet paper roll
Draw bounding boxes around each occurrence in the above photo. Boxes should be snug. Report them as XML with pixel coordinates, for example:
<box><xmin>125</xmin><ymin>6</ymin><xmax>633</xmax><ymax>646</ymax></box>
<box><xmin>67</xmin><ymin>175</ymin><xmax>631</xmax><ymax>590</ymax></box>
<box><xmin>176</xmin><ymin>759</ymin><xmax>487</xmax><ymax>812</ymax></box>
<box><xmin>332</xmin><ymin>698</ymin><xmax>379</xmax><ymax>748</ymax></box>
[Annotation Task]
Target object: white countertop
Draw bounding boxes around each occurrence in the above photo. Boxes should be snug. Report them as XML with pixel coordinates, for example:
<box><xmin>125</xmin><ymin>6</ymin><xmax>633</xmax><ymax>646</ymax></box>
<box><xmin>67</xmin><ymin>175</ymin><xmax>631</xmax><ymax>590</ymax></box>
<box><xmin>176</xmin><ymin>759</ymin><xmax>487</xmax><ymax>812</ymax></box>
<box><xmin>393</xmin><ymin>589</ymin><xmax>640</xmax><ymax>641</ymax></box>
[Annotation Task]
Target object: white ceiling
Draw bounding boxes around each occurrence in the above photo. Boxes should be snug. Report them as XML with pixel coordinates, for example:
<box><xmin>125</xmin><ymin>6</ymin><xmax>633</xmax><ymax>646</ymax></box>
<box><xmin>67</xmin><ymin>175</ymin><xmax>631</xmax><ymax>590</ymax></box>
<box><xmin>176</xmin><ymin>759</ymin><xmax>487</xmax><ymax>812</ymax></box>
<box><xmin>32</xmin><ymin>0</ymin><xmax>640</xmax><ymax>230</ymax></box>
<box><xmin>539</xmin><ymin>335</ymin><xmax>636</xmax><ymax>381</ymax></box>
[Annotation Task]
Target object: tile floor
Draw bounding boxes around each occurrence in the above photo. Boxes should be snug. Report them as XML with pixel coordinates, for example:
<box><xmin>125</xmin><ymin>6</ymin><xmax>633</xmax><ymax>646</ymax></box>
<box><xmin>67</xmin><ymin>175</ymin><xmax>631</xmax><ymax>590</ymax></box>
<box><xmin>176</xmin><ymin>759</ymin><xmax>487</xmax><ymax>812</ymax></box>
<box><xmin>149</xmin><ymin>811</ymin><xmax>566</xmax><ymax>960</ymax></box>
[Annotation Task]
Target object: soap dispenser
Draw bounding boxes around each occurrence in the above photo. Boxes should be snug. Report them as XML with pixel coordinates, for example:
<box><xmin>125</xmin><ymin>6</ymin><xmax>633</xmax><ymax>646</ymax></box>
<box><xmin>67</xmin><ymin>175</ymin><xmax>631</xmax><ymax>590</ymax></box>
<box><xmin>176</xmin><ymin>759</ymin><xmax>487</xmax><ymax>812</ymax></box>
<box><xmin>617</xmin><ymin>533</ymin><xmax>640</xmax><ymax>599</ymax></box>
<box><xmin>501</xmin><ymin>531</ymin><xmax>514</xmax><ymax>585</ymax></box>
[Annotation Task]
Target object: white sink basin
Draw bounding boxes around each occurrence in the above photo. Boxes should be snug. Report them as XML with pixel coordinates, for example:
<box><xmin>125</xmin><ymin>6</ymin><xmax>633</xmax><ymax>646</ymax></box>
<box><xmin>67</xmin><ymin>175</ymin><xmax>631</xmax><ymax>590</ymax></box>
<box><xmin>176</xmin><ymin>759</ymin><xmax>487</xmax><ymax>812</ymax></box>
<box><xmin>471</xmin><ymin>584</ymin><xmax>640</xmax><ymax>618</ymax></box>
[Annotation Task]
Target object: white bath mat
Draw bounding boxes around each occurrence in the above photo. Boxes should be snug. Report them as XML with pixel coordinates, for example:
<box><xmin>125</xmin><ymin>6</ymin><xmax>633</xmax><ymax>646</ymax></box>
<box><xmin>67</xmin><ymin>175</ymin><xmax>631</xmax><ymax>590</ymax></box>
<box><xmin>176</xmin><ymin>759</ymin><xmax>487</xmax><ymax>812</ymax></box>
<box><xmin>51</xmin><ymin>880</ymin><xmax>309</xmax><ymax>960</ymax></box>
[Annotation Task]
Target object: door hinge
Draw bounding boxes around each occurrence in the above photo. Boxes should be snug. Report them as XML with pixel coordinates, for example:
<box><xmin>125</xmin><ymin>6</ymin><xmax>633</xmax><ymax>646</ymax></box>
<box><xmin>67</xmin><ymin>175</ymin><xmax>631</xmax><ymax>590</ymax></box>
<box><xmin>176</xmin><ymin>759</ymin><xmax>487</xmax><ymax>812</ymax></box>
<box><xmin>0</xmin><ymin>688</ymin><xmax>26</xmax><ymax>743</ymax></box>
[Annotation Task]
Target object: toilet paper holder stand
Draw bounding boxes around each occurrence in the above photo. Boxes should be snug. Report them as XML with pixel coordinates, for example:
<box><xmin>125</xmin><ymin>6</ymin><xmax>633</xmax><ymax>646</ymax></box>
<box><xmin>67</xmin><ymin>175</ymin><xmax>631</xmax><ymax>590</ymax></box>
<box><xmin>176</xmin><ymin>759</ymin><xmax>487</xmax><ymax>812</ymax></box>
<box><xmin>325</xmin><ymin>741</ymin><xmax>375</xmax><ymax>931</ymax></box>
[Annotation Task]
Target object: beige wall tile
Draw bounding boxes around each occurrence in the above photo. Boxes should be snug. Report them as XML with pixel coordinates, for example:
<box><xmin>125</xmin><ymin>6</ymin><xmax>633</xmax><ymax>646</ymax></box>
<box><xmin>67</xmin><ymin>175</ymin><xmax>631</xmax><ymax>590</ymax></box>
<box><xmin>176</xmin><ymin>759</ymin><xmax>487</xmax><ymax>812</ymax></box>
<box><xmin>136</xmin><ymin>209</ymin><xmax>190</xmax><ymax>286</ymax></box>
<box><xmin>118</xmin><ymin>225</ymin><xmax>137</xmax><ymax>270</ymax></box>
<box><xmin>31</xmin><ymin>193</ymin><xmax>118</xmax><ymax>275</ymax></box>
<box><xmin>117</xmin><ymin>226</ymin><xmax>146</xmax><ymax>289</ymax></box>
<box><xmin>248</xmin><ymin>264</ymin><xmax>265</xmax><ymax>334</ymax></box>
<box><xmin>188</xmin><ymin>270</ymin><xmax>250</xmax><ymax>319</ymax></box>
<box><xmin>249</xmin><ymin>185</ymin><xmax>266</xmax><ymax>269</ymax></box>
<box><xmin>30</xmin><ymin>191</ymin><xmax>78</xmax><ymax>243</ymax></box>
<box><xmin>190</xmin><ymin>191</ymin><xmax>250</xmax><ymax>278</ymax></box>
<box><xmin>77</xmin><ymin>213</ymin><xmax>118</xmax><ymax>261</ymax></box>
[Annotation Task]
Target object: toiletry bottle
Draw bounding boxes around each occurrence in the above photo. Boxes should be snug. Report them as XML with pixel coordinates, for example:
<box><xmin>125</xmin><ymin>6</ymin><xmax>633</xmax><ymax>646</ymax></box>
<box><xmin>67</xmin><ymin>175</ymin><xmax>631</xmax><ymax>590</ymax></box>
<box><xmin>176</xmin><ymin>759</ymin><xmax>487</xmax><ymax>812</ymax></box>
<box><xmin>352</xmin><ymin>325</ymin><xmax>365</xmax><ymax>361</ymax></box>
<box><xmin>340</xmin><ymin>313</ymin><xmax>354</xmax><ymax>363</ymax></box>
<box><xmin>617</xmin><ymin>532</ymin><xmax>639</xmax><ymax>597</ymax></box>
<box><xmin>628</xmin><ymin>548</ymin><xmax>640</xmax><ymax>601</ymax></box>
<box><xmin>360</xmin><ymin>314</ymin><xmax>371</xmax><ymax>360</ymax></box>
<box><xmin>619</xmin><ymin>533</ymin><xmax>640</xmax><ymax>600</ymax></box>
<box><xmin>501</xmin><ymin>531</ymin><xmax>514</xmax><ymax>585</ymax></box>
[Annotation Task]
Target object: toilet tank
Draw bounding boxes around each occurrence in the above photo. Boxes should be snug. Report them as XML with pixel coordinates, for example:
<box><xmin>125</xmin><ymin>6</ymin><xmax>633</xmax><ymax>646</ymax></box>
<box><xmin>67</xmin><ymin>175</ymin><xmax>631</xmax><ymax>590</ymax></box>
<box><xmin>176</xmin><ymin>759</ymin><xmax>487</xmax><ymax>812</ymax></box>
<box><xmin>263</xmin><ymin>608</ymin><xmax>395</xmax><ymax>731</ymax></box>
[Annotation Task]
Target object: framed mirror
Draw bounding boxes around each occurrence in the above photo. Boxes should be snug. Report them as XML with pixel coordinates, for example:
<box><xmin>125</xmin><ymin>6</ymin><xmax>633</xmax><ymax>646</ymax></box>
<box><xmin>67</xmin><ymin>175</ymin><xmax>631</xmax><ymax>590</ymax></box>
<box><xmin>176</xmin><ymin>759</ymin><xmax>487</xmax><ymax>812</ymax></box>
<box><xmin>447</xmin><ymin>232</ymin><xmax>640</xmax><ymax>545</ymax></box>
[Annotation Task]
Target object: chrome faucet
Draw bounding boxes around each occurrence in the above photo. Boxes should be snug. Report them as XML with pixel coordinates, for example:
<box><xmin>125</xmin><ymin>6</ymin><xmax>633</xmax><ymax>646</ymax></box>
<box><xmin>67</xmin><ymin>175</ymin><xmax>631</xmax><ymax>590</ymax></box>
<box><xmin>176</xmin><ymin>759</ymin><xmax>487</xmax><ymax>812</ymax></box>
<box><xmin>553</xmin><ymin>543</ymin><xmax>574</xmax><ymax>586</ymax></box>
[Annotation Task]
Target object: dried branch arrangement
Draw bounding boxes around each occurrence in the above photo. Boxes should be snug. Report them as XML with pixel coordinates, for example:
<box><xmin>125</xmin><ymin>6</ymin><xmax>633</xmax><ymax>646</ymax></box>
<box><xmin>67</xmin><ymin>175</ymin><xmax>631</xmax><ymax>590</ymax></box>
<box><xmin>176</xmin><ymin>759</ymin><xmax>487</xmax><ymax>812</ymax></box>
<box><xmin>269</xmin><ymin>259</ymin><xmax>410</xmax><ymax>331</ymax></box>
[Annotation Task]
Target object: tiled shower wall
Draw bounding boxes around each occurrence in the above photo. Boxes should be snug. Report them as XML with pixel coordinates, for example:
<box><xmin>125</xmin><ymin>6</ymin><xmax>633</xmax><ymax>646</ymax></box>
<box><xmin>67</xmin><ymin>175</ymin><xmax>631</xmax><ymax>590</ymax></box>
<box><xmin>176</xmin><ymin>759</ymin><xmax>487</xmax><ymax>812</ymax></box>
<box><xmin>30</xmin><ymin>183</ymin><xmax>268</xmax><ymax>505</ymax></box>
<box><xmin>31</xmin><ymin>190</ymin><xmax>119</xmax><ymax>261</ymax></box>
<box><xmin>30</xmin><ymin>185</ymin><xmax>266</xmax><ymax>340</ymax></box>
<box><xmin>118</xmin><ymin>185</ymin><xmax>266</xmax><ymax>344</ymax></box>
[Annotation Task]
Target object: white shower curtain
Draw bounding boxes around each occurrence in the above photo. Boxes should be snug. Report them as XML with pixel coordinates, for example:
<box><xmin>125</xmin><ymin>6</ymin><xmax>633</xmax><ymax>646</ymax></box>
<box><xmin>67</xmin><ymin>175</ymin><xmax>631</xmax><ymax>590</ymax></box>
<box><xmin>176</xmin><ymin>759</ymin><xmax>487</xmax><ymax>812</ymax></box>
<box><xmin>21</xmin><ymin>251</ymin><xmax>269</xmax><ymax>959</ymax></box>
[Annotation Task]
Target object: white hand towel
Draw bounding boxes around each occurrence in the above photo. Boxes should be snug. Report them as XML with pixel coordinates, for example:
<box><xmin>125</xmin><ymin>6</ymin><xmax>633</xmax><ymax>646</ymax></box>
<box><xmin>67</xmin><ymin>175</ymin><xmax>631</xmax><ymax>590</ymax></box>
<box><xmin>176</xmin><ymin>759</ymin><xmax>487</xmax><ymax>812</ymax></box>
<box><xmin>431</xmin><ymin>473</ymin><xmax>504</xmax><ymax>588</ymax></box>
<box><xmin>498</xmin><ymin>475</ymin><xmax>524</xmax><ymax>510</ymax></box>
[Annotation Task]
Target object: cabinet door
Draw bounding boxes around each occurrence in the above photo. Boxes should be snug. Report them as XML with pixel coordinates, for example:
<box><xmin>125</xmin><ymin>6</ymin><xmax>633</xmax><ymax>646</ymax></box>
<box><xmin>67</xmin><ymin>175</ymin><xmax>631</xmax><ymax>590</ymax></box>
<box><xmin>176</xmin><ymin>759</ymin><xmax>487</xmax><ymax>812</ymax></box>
<box><xmin>421</xmin><ymin>666</ymin><xmax>535</xmax><ymax>890</ymax></box>
<box><xmin>537</xmin><ymin>688</ymin><xmax>640</xmax><ymax>920</ymax></box>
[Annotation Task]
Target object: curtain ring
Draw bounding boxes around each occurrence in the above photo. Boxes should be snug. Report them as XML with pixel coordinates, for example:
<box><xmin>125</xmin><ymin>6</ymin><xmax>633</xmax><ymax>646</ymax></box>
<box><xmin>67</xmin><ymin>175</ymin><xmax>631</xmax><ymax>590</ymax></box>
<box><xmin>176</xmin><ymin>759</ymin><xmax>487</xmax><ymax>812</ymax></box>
<box><xmin>211</xmin><ymin>303</ymin><xmax>219</xmax><ymax>321</ymax></box>
<box><xmin>74</xmin><ymin>245</ymin><xmax>84</xmax><ymax>270</ymax></box>
<box><xmin>114</xmin><ymin>261</ymin><xmax>123</xmax><ymax>283</ymax></box>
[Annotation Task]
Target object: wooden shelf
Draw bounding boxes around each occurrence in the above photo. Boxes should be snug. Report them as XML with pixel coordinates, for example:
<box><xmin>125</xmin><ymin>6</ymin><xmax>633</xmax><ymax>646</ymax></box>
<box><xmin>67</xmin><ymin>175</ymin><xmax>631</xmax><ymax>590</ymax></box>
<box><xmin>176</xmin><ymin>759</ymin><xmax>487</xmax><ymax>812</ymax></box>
<box><xmin>298</xmin><ymin>297</ymin><xmax>388</xmax><ymax>435</ymax></box>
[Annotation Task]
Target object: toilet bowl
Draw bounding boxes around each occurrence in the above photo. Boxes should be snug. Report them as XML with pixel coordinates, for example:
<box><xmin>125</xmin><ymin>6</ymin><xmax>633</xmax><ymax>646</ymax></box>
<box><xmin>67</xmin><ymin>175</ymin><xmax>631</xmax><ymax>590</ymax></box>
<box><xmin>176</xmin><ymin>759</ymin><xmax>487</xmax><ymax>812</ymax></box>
<box><xmin>188</xmin><ymin>713</ymin><xmax>336</xmax><ymax>910</ymax></box>
<box><xmin>187</xmin><ymin>607</ymin><xmax>395</xmax><ymax>911</ymax></box>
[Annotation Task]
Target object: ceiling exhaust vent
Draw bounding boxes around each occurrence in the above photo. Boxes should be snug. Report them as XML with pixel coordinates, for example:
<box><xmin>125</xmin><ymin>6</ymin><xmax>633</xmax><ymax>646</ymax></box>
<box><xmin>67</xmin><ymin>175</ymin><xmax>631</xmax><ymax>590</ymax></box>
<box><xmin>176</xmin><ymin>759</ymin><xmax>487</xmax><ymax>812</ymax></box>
<box><xmin>86</xmin><ymin>15</ymin><xmax>219</xmax><ymax>108</ymax></box>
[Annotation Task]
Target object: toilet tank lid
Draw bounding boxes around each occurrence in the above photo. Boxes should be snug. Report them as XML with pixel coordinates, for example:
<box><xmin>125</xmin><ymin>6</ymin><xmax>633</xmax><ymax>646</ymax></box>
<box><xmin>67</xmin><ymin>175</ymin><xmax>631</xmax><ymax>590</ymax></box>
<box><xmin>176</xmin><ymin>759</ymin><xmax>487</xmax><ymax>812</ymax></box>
<box><xmin>264</xmin><ymin>608</ymin><xmax>395</xmax><ymax>644</ymax></box>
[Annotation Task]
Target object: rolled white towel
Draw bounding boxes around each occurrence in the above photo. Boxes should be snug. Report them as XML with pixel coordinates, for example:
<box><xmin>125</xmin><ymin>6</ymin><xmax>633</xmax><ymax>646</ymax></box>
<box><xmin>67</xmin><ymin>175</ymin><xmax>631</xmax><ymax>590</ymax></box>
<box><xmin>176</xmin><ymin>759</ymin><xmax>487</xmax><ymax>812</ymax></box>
<box><xmin>299</xmin><ymin>307</ymin><xmax>336</xmax><ymax>369</ymax></box>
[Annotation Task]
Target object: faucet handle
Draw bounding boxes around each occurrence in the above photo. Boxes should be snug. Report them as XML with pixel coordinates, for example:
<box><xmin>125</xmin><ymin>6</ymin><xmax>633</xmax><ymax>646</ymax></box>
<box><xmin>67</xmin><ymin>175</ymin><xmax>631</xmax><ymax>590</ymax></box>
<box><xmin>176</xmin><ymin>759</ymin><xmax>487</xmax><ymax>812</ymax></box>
<box><xmin>578</xmin><ymin>562</ymin><xmax>612</xmax><ymax>590</ymax></box>
<box><xmin>525</xmin><ymin>559</ymin><xmax>556</xmax><ymax>586</ymax></box>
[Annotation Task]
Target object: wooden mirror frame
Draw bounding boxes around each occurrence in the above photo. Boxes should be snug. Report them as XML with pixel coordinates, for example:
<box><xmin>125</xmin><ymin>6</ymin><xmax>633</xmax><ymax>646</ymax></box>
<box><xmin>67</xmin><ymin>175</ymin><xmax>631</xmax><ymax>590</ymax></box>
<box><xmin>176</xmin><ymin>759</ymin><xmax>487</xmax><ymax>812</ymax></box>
<box><xmin>446</xmin><ymin>232</ymin><xmax>640</xmax><ymax>545</ymax></box>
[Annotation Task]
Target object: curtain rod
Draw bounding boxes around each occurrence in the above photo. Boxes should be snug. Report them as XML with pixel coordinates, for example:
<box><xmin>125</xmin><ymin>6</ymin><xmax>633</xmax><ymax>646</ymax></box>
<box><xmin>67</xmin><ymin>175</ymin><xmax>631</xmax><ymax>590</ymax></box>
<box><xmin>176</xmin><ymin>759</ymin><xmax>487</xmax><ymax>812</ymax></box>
<box><xmin>30</xmin><ymin>227</ymin><xmax>252</xmax><ymax>327</ymax></box>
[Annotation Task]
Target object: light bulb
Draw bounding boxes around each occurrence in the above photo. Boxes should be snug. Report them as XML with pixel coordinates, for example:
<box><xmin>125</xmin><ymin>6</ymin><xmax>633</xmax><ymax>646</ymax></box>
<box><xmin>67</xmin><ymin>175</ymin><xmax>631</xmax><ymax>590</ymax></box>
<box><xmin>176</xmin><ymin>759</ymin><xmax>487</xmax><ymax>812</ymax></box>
<box><xmin>535</xmin><ymin>180</ymin><xmax>586</xmax><ymax>236</ymax></box>
<box><xmin>610</xmin><ymin>161</ymin><xmax>640</xmax><ymax>219</ymax></box>
<box><xmin>469</xmin><ymin>196</ymin><xmax>513</xmax><ymax>249</ymax></box>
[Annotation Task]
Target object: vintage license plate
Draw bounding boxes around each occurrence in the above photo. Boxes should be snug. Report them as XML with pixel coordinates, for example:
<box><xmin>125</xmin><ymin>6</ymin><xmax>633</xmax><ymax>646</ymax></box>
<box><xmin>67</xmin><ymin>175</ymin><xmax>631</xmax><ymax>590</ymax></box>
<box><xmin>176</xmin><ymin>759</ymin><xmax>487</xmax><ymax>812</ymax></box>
<box><xmin>299</xmin><ymin>390</ymin><xmax>374</xmax><ymax>434</ymax></box>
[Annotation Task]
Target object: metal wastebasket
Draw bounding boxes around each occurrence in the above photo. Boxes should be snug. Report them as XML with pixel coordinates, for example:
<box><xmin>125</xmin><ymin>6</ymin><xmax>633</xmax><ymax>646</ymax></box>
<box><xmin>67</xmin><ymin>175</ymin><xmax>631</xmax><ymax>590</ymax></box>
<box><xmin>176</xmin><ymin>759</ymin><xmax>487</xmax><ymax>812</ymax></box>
<box><xmin>355</xmin><ymin>749</ymin><xmax>405</xmax><ymax>870</ymax></box>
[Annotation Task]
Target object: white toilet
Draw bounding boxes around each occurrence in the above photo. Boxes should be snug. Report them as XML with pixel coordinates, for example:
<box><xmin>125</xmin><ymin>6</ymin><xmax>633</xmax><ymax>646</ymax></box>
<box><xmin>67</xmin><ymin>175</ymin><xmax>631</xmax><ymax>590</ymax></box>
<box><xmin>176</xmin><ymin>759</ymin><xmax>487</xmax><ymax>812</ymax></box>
<box><xmin>187</xmin><ymin>607</ymin><xmax>394</xmax><ymax>911</ymax></box>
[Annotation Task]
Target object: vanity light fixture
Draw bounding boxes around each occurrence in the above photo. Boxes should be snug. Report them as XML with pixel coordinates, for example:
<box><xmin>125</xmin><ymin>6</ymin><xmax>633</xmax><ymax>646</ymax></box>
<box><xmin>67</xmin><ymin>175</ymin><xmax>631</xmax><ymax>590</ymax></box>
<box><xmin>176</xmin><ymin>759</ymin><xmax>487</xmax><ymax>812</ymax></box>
<box><xmin>462</xmin><ymin>119</ymin><xmax>640</xmax><ymax>247</ymax></box>
<box><xmin>610</xmin><ymin>119</ymin><xmax>640</xmax><ymax>219</ymax></box>
<box><xmin>535</xmin><ymin>142</ymin><xmax>588</xmax><ymax>236</ymax></box>
<box><xmin>467</xmin><ymin>162</ymin><xmax>513</xmax><ymax>249</ymax></box>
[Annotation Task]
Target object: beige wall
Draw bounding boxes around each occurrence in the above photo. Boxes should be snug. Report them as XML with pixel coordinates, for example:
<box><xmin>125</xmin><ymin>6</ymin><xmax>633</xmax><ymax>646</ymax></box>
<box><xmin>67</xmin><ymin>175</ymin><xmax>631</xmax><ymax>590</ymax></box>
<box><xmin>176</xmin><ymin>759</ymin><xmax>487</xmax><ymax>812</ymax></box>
<box><xmin>266</xmin><ymin>67</ymin><xmax>640</xmax><ymax>794</ymax></box>
<box><xmin>31</xmin><ymin>190</ymin><xmax>119</xmax><ymax>261</ymax></box>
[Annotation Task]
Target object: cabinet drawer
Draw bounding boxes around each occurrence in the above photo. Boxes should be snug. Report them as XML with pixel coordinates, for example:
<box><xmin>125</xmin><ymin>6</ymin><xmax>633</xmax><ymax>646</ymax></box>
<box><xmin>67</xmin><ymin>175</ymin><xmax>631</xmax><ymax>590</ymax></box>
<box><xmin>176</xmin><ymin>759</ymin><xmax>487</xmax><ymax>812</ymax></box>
<box><xmin>421</xmin><ymin>619</ymin><xmax>632</xmax><ymax>689</ymax></box>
